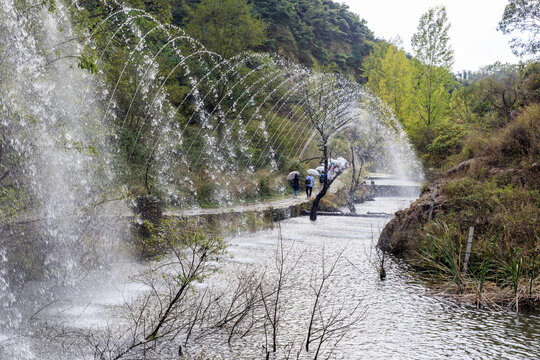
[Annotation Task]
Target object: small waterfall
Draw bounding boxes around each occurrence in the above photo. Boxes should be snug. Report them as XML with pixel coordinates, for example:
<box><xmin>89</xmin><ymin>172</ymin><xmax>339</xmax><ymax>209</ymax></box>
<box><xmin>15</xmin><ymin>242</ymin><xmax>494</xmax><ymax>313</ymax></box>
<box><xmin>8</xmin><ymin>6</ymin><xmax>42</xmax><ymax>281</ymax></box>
<box><xmin>0</xmin><ymin>2</ymin><xmax>129</xmax><ymax>356</ymax></box>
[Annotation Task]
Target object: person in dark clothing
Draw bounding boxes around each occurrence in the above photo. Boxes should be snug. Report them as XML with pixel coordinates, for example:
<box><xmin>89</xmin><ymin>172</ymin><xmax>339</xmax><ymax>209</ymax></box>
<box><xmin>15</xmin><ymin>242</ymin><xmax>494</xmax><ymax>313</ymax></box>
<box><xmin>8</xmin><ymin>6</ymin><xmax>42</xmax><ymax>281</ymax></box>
<box><xmin>292</xmin><ymin>173</ymin><xmax>299</xmax><ymax>197</ymax></box>
<box><xmin>305</xmin><ymin>174</ymin><xmax>314</xmax><ymax>197</ymax></box>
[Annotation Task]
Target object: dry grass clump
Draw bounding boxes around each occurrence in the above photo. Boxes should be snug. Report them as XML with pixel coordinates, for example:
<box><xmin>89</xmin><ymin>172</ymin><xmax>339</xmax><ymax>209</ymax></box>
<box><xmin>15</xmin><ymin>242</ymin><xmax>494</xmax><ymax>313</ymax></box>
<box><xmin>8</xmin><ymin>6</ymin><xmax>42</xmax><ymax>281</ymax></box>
<box><xmin>189</xmin><ymin>169</ymin><xmax>287</xmax><ymax>207</ymax></box>
<box><xmin>459</xmin><ymin>103</ymin><xmax>540</xmax><ymax>167</ymax></box>
<box><xmin>446</xmin><ymin>103</ymin><xmax>540</xmax><ymax>172</ymax></box>
<box><xmin>497</xmin><ymin>103</ymin><xmax>540</xmax><ymax>162</ymax></box>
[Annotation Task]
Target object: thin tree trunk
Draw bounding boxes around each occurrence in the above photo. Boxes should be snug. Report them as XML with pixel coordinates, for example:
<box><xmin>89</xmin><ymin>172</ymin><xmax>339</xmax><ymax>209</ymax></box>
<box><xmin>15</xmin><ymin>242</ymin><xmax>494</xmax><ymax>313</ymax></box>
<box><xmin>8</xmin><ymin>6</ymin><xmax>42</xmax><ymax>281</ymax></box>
<box><xmin>347</xmin><ymin>144</ymin><xmax>357</xmax><ymax>214</ymax></box>
<box><xmin>310</xmin><ymin>144</ymin><xmax>328</xmax><ymax>221</ymax></box>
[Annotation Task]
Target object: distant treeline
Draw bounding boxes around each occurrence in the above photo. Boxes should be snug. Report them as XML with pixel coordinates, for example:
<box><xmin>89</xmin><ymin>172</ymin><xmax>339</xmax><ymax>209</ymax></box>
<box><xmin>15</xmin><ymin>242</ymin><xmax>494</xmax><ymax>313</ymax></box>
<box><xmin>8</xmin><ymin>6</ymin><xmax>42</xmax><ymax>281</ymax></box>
<box><xmin>171</xmin><ymin>0</ymin><xmax>376</xmax><ymax>80</ymax></box>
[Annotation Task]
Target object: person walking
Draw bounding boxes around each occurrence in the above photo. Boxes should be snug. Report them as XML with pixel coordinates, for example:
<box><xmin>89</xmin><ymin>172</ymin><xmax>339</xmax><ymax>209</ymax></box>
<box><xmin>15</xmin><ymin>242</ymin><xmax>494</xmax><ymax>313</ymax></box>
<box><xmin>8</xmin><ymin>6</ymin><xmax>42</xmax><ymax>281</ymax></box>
<box><xmin>292</xmin><ymin>173</ymin><xmax>299</xmax><ymax>197</ymax></box>
<box><xmin>305</xmin><ymin>173</ymin><xmax>314</xmax><ymax>198</ymax></box>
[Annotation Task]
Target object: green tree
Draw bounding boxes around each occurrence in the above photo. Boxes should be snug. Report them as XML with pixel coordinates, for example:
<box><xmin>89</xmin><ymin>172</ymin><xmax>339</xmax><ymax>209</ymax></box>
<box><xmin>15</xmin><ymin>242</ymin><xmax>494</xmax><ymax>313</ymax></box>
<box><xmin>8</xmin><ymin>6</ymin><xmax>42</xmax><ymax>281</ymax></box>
<box><xmin>412</xmin><ymin>64</ymin><xmax>454</xmax><ymax>127</ymax></box>
<box><xmin>448</xmin><ymin>86</ymin><xmax>478</xmax><ymax>125</ymax></box>
<box><xmin>362</xmin><ymin>41</ymin><xmax>390</xmax><ymax>95</ymax></box>
<box><xmin>411</xmin><ymin>6</ymin><xmax>453</xmax><ymax>69</ymax></box>
<box><xmin>183</xmin><ymin>0</ymin><xmax>268</xmax><ymax>143</ymax></box>
<box><xmin>376</xmin><ymin>43</ymin><xmax>415</xmax><ymax>122</ymax></box>
<box><xmin>411</xmin><ymin>6</ymin><xmax>454</xmax><ymax>127</ymax></box>
<box><xmin>497</xmin><ymin>0</ymin><xmax>540</xmax><ymax>57</ymax></box>
<box><xmin>184</xmin><ymin>0</ymin><xmax>267</xmax><ymax>59</ymax></box>
<box><xmin>145</xmin><ymin>0</ymin><xmax>173</xmax><ymax>23</ymax></box>
<box><xmin>363</xmin><ymin>41</ymin><xmax>417</xmax><ymax>136</ymax></box>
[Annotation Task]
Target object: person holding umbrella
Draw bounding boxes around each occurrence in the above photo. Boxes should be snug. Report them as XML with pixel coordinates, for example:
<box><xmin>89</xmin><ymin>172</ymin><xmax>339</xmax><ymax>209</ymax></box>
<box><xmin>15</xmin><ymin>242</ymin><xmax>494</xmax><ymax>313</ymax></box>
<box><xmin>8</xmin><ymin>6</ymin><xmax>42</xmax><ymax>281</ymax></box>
<box><xmin>292</xmin><ymin>173</ymin><xmax>299</xmax><ymax>197</ymax></box>
<box><xmin>287</xmin><ymin>171</ymin><xmax>300</xmax><ymax>197</ymax></box>
<box><xmin>305</xmin><ymin>173</ymin><xmax>314</xmax><ymax>198</ymax></box>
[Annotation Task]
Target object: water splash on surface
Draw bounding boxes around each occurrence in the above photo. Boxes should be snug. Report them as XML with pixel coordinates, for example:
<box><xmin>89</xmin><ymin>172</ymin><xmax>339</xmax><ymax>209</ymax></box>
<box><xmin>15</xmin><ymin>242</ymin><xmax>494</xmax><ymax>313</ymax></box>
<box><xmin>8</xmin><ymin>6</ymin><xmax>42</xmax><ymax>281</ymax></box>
<box><xmin>0</xmin><ymin>1</ymin><xmax>426</xmax><ymax>358</ymax></box>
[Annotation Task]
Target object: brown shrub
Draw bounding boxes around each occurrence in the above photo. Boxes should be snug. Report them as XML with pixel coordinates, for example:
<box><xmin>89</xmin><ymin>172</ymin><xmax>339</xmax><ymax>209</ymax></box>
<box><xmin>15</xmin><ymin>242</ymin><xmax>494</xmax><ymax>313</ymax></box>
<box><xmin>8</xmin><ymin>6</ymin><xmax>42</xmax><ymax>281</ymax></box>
<box><xmin>497</xmin><ymin>103</ymin><xmax>540</xmax><ymax>162</ymax></box>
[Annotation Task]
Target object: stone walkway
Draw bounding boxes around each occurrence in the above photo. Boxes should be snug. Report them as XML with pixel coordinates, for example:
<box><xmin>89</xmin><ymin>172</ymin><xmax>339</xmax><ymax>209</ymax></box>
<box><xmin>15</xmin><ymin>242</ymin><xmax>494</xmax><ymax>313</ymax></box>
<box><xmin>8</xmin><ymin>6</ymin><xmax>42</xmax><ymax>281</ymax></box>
<box><xmin>165</xmin><ymin>174</ymin><xmax>345</xmax><ymax>217</ymax></box>
<box><xmin>165</xmin><ymin>189</ymin><xmax>319</xmax><ymax>217</ymax></box>
<box><xmin>163</xmin><ymin>172</ymin><xmax>405</xmax><ymax>218</ymax></box>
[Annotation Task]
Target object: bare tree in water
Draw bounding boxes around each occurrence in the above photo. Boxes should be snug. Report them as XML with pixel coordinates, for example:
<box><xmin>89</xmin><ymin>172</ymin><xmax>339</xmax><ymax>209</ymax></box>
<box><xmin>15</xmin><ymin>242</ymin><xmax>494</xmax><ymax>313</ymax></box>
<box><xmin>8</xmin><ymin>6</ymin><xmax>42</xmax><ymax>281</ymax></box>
<box><xmin>299</xmin><ymin>71</ymin><xmax>364</xmax><ymax>221</ymax></box>
<box><xmin>305</xmin><ymin>247</ymin><xmax>367</xmax><ymax>358</ymax></box>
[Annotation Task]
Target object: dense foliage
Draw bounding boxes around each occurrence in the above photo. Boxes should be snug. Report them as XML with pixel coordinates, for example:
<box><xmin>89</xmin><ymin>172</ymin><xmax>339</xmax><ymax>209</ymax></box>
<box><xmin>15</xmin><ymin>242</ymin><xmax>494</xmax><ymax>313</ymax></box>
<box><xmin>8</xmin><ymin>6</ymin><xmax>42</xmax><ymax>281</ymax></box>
<box><xmin>363</xmin><ymin>8</ymin><xmax>538</xmax><ymax>169</ymax></box>
<box><xmin>66</xmin><ymin>0</ymin><xmax>310</xmax><ymax>206</ymax></box>
<box><xmin>173</xmin><ymin>0</ymin><xmax>376</xmax><ymax>81</ymax></box>
<box><xmin>183</xmin><ymin>0</ymin><xmax>267</xmax><ymax>59</ymax></box>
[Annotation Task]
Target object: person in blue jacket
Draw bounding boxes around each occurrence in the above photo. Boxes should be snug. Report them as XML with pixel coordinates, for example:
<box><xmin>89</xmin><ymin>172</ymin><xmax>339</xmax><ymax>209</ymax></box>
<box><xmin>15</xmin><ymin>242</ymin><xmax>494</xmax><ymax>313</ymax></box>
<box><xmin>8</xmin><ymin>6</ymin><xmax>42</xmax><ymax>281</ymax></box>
<box><xmin>292</xmin><ymin>173</ymin><xmax>299</xmax><ymax>197</ymax></box>
<box><xmin>305</xmin><ymin>174</ymin><xmax>314</xmax><ymax>198</ymax></box>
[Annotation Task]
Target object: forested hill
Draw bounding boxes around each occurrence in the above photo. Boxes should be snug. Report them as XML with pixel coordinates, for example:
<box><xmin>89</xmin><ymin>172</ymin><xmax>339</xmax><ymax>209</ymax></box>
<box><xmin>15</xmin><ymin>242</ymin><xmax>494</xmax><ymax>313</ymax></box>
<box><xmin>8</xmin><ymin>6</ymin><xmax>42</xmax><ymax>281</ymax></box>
<box><xmin>172</xmin><ymin>0</ymin><xmax>376</xmax><ymax>80</ymax></box>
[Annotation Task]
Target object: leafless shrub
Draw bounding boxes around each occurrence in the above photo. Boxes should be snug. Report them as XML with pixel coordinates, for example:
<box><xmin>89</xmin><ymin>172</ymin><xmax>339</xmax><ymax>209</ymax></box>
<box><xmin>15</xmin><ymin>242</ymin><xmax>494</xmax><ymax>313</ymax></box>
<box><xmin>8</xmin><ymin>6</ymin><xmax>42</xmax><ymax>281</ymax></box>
<box><xmin>78</xmin><ymin>221</ymin><xmax>366</xmax><ymax>359</ymax></box>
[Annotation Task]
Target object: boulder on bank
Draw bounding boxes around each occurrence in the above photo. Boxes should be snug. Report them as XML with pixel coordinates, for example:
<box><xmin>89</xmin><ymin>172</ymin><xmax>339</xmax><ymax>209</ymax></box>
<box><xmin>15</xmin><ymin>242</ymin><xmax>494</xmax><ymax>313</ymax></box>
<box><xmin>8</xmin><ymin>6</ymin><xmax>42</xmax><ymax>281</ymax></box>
<box><xmin>377</xmin><ymin>180</ymin><xmax>446</xmax><ymax>256</ymax></box>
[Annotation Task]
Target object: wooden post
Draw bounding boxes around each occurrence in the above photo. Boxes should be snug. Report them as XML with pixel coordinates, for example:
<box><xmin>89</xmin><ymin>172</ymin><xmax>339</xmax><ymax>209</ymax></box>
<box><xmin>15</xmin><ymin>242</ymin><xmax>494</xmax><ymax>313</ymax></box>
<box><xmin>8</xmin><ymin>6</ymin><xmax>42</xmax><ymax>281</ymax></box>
<box><xmin>427</xmin><ymin>189</ymin><xmax>437</xmax><ymax>221</ymax></box>
<box><xmin>463</xmin><ymin>226</ymin><xmax>474</xmax><ymax>273</ymax></box>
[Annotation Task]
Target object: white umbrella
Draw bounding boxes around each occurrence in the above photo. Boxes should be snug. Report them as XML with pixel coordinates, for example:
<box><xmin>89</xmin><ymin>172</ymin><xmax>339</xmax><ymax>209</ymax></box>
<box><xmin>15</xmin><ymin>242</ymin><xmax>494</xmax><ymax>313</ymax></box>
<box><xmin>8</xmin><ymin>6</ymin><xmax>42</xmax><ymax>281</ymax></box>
<box><xmin>307</xmin><ymin>169</ymin><xmax>319</xmax><ymax>176</ymax></box>
<box><xmin>287</xmin><ymin>171</ymin><xmax>299</xmax><ymax>180</ymax></box>
<box><xmin>315</xmin><ymin>166</ymin><xmax>324</xmax><ymax>172</ymax></box>
<box><xmin>336</xmin><ymin>157</ymin><xmax>347</xmax><ymax>170</ymax></box>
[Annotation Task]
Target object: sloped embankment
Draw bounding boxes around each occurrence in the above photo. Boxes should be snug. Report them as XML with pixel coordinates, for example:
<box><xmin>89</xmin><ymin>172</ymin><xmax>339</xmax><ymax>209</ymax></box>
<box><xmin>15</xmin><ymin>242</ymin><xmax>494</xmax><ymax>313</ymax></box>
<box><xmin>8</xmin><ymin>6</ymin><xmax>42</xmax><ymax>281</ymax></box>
<box><xmin>377</xmin><ymin>114</ymin><xmax>540</xmax><ymax>309</ymax></box>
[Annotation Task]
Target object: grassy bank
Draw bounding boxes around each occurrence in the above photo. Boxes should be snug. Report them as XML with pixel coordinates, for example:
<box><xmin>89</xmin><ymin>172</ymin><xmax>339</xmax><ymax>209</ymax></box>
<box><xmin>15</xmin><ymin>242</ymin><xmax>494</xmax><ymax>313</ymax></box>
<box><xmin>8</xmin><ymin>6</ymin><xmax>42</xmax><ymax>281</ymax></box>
<box><xmin>379</xmin><ymin>103</ymin><xmax>540</xmax><ymax>310</ymax></box>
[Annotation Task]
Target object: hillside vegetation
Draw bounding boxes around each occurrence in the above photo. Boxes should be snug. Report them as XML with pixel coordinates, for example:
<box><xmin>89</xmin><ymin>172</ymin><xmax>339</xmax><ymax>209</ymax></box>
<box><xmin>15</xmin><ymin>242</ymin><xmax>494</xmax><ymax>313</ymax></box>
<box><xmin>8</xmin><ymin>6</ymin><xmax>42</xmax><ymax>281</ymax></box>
<box><xmin>52</xmin><ymin>0</ymin><xmax>378</xmax><ymax>208</ymax></box>
<box><xmin>374</xmin><ymin>3</ymin><xmax>540</xmax><ymax>309</ymax></box>
<box><xmin>173</xmin><ymin>0</ymin><xmax>376</xmax><ymax>80</ymax></box>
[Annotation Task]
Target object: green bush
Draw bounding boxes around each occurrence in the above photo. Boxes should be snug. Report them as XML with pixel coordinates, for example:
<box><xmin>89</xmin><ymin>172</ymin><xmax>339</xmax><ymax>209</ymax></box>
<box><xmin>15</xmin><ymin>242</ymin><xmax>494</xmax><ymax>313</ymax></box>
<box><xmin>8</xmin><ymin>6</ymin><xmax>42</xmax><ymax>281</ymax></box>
<box><xmin>442</xmin><ymin>177</ymin><xmax>539</xmax><ymax>247</ymax></box>
<box><xmin>144</xmin><ymin>217</ymin><xmax>226</xmax><ymax>263</ymax></box>
<box><xmin>196</xmin><ymin>180</ymin><xmax>216</xmax><ymax>207</ymax></box>
<box><xmin>258</xmin><ymin>176</ymin><xmax>272</xmax><ymax>198</ymax></box>
<box><xmin>425</xmin><ymin>122</ymin><xmax>466</xmax><ymax>166</ymax></box>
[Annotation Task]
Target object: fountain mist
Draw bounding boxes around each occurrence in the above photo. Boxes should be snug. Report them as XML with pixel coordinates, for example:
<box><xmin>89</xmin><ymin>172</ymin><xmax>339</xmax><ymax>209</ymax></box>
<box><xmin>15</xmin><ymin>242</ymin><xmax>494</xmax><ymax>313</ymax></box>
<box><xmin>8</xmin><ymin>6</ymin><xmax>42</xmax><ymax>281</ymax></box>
<box><xmin>0</xmin><ymin>3</ymin><xmax>129</xmax><ymax>357</ymax></box>
<box><xmin>0</xmin><ymin>1</ymin><xmax>424</xmax><ymax>358</ymax></box>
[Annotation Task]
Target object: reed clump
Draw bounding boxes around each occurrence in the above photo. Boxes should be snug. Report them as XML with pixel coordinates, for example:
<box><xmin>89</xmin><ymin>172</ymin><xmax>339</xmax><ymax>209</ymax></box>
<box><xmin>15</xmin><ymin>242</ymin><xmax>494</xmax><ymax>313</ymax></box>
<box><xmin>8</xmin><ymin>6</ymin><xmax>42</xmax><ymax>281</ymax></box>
<box><xmin>415</xmin><ymin>220</ymin><xmax>539</xmax><ymax>311</ymax></box>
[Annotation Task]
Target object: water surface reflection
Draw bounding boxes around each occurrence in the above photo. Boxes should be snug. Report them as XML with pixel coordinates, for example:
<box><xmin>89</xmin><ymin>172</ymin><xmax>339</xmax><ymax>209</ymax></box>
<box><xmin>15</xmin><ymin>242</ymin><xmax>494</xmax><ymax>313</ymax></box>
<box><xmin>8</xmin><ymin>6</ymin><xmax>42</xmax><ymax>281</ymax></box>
<box><xmin>221</xmin><ymin>196</ymin><xmax>539</xmax><ymax>359</ymax></box>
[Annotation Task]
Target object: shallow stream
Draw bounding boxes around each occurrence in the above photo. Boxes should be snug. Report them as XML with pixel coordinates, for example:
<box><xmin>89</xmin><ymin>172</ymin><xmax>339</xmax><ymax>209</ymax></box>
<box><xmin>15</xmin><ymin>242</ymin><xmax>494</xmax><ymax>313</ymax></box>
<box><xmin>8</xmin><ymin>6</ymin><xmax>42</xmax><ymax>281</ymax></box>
<box><xmin>1</xmin><ymin>191</ymin><xmax>539</xmax><ymax>359</ymax></box>
<box><xmin>215</xmin><ymin>196</ymin><xmax>540</xmax><ymax>359</ymax></box>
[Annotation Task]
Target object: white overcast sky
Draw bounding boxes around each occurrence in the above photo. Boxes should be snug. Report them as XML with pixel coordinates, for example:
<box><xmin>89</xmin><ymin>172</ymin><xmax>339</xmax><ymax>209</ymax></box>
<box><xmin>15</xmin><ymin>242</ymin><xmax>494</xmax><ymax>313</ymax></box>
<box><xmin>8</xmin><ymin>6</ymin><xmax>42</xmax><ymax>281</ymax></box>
<box><xmin>340</xmin><ymin>0</ymin><xmax>521</xmax><ymax>72</ymax></box>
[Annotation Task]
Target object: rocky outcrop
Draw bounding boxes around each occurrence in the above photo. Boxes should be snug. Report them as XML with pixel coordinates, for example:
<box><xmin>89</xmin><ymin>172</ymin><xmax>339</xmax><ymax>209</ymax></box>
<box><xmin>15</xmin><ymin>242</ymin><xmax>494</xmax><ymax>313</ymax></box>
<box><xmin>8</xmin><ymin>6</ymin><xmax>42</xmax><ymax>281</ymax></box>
<box><xmin>378</xmin><ymin>156</ymin><xmax>539</xmax><ymax>256</ymax></box>
<box><xmin>377</xmin><ymin>180</ymin><xmax>446</xmax><ymax>256</ymax></box>
<box><xmin>378</xmin><ymin>157</ymin><xmax>485</xmax><ymax>255</ymax></box>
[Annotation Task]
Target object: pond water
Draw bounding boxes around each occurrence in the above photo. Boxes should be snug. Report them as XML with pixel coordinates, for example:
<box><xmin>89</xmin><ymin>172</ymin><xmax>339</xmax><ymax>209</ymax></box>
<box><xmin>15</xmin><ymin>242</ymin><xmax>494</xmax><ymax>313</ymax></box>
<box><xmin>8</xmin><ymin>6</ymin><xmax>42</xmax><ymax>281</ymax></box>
<box><xmin>1</xmin><ymin>192</ymin><xmax>539</xmax><ymax>359</ymax></box>
<box><xmin>219</xmin><ymin>201</ymin><xmax>539</xmax><ymax>359</ymax></box>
